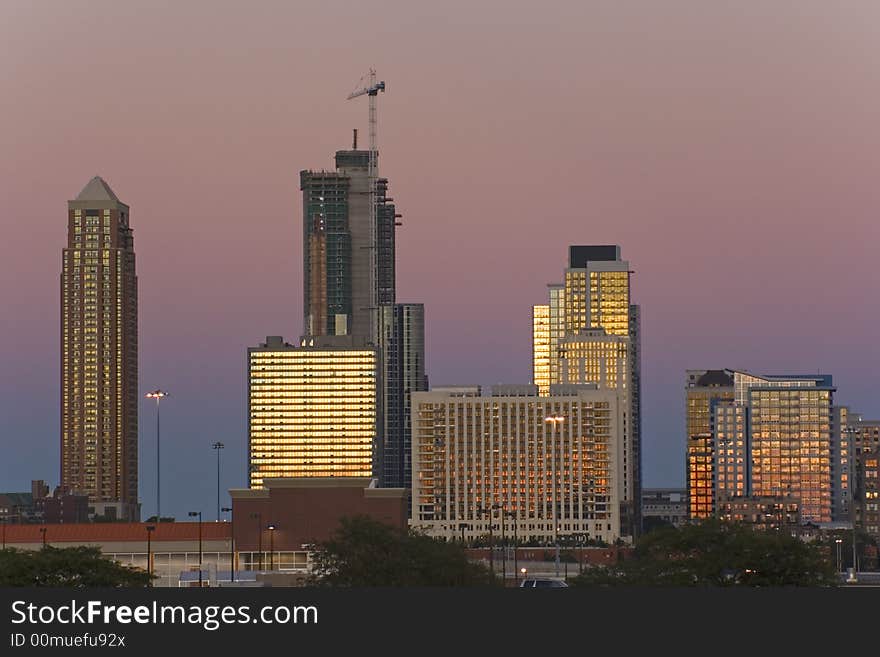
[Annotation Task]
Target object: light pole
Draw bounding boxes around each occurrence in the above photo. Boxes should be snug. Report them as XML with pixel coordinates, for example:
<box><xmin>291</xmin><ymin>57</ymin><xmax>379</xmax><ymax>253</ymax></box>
<box><xmin>146</xmin><ymin>525</ymin><xmax>155</xmax><ymax>586</ymax></box>
<box><xmin>500</xmin><ymin>506</ymin><xmax>507</xmax><ymax>583</ymax></box>
<box><xmin>458</xmin><ymin>522</ymin><xmax>468</xmax><ymax>545</ymax></box>
<box><xmin>545</xmin><ymin>415</ymin><xmax>565</xmax><ymax>576</ymax></box>
<box><xmin>39</xmin><ymin>527</ymin><xmax>47</xmax><ymax>548</ymax></box>
<box><xmin>222</xmin><ymin>507</ymin><xmax>234</xmax><ymax>583</ymax></box>
<box><xmin>1</xmin><ymin>518</ymin><xmax>6</xmax><ymax>549</ymax></box>
<box><xmin>188</xmin><ymin>511</ymin><xmax>202</xmax><ymax>587</ymax></box>
<box><xmin>506</xmin><ymin>510</ymin><xmax>518</xmax><ymax>584</ymax></box>
<box><xmin>477</xmin><ymin>504</ymin><xmax>499</xmax><ymax>579</ymax></box>
<box><xmin>251</xmin><ymin>512</ymin><xmax>263</xmax><ymax>570</ymax></box>
<box><xmin>267</xmin><ymin>524</ymin><xmax>276</xmax><ymax>571</ymax></box>
<box><xmin>145</xmin><ymin>390</ymin><xmax>169</xmax><ymax>521</ymax></box>
<box><xmin>845</xmin><ymin>426</ymin><xmax>859</xmax><ymax>579</ymax></box>
<box><xmin>835</xmin><ymin>538</ymin><xmax>843</xmax><ymax>574</ymax></box>
<box><xmin>212</xmin><ymin>442</ymin><xmax>224</xmax><ymax>522</ymax></box>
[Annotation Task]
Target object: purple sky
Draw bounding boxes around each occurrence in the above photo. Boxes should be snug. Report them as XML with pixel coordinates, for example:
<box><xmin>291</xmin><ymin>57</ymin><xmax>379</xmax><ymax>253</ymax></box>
<box><xmin>2</xmin><ymin>1</ymin><xmax>879</xmax><ymax>520</ymax></box>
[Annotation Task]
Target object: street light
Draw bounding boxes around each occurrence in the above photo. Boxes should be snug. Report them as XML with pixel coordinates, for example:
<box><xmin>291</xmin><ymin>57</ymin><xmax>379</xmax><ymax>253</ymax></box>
<box><xmin>145</xmin><ymin>390</ymin><xmax>169</xmax><ymax>521</ymax></box>
<box><xmin>267</xmin><ymin>523</ymin><xmax>277</xmax><ymax>571</ymax></box>
<box><xmin>545</xmin><ymin>415</ymin><xmax>565</xmax><ymax>576</ymax></box>
<box><xmin>146</xmin><ymin>525</ymin><xmax>155</xmax><ymax>586</ymax></box>
<box><xmin>250</xmin><ymin>512</ymin><xmax>263</xmax><ymax>570</ymax></box>
<box><xmin>458</xmin><ymin>522</ymin><xmax>468</xmax><ymax>545</ymax></box>
<box><xmin>188</xmin><ymin>511</ymin><xmax>203</xmax><ymax>587</ymax></box>
<box><xmin>221</xmin><ymin>507</ymin><xmax>234</xmax><ymax>582</ymax></box>
<box><xmin>212</xmin><ymin>442</ymin><xmax>225</xmax><ymax>522</ymax></box>
<box><xmin>476</xmin><ymin>504</ymin><xmax>500</xmax><ymax>579</ymax></box>
<box><xmin>505</xmin><ymin>510</ymin><xmax>518</xmax><ymax>583</ymax></box>
<box><xmin>845</xmin><ymin>426</ymin><xmax>860</xmax><ymax>579</ymax></box>
<box><xmin>39</xmin><ymin>527</ymin><xmax>47</xmax><ymax>548</ymax></box>
<box><xmin>835</xmin><ymin>538</ymin><xmax>843</xmax><ymax>574</ymax></box>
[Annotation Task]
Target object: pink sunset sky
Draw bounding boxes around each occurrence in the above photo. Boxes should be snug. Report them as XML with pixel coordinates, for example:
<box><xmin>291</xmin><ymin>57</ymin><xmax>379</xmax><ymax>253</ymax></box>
<box><xmin>1</xmin><ymin>1</ymin><xmax>878</xmax><ymax>519</ymax></box>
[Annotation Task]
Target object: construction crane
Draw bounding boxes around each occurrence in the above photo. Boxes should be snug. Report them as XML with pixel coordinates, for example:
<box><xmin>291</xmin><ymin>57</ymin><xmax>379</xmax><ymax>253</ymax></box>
<box><xmin>346</xmin><ymin>69</ymin><xmax>386</xmax><ymax>344</ymax></box>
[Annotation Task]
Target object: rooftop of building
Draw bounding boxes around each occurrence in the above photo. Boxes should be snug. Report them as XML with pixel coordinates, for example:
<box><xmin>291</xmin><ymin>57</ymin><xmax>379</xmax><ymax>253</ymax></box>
<box><xmin>1</xmin><ymin>522</ymin><xmax>231</xmax><ymax>545</ymax></box>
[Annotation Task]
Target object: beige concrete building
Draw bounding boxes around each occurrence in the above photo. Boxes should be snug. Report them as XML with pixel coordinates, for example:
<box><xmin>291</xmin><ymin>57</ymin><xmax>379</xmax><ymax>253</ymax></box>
<box><xmin>411</xmin><ymin>385</ymin><xmax>623</xmax><ymax>545</ymax></box>
<box><xmin>532</xmin><ymin>246</ymin><xmax>641</xmax><ymax>537</ymax></box>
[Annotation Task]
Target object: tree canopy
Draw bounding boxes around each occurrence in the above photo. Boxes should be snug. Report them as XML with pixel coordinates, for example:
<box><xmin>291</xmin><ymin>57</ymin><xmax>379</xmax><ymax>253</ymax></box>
<box><xmin>569</xmin><ymin>519</ymin><xmax>837</xmax><ymax>587</ymax></box>
<box><xmin>0</xmin><ymin>546</ymin><xmax>152</xmax><ymax>587</ymax></box>
<box><xmin>309</xmin><ymin>515</ymin><xmax>494</xmax><ymax>586</ymax></box>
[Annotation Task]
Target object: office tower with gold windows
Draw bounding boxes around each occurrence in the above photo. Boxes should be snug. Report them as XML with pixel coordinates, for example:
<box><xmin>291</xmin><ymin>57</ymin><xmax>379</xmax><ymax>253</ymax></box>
<box><xmin>532</xmin><ymin>245</ymin><xmax>641</xmax><ymax>538</ymax></box>
<box><xmin>411</xmin><ymin>385</ymin><xmax>623</xmax><ymax>544</ymax></box>
<box><xmin>61</xmin><ymin>177</ymin><xmax>138</xmax><ymax>520</ymax></box>
<box><xmin>686</xmin><ymin>370</ymin><xmax>735</xmax><ymax>519</ymax></box>
<box><xmin>247</xmin><ymin>335</ymin><xmax>377</xmax><ymax>489</ymax></box>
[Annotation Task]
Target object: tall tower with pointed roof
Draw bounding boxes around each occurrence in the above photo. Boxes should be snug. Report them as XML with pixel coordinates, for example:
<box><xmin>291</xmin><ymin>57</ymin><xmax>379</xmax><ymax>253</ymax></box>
<box><xmin>61</xmin><ymin>176</ymin><xmax>139</xmax><ymax>520</ymax></box>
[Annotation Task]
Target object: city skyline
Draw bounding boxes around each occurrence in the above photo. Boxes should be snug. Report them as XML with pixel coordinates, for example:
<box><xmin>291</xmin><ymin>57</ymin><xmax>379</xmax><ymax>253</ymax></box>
<box><xmin>3</xmin><ymin>2</ymin><xmax>880</xmax><ymax>520</ymax></box>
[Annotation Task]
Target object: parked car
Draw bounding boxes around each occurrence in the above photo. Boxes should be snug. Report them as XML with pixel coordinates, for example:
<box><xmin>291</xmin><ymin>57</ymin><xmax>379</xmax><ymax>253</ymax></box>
<box><xmin>519</xmin><ymin>578</ymin><xmax>569</xmax><ymax>588</ymax></box>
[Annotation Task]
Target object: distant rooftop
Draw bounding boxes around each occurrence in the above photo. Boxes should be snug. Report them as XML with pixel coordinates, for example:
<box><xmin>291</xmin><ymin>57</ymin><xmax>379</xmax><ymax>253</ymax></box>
<box><xmin>75</xmin><ymin>176</ymin><xmax>120</xmax><ymax>202</ymax></box>
<box><xmin>569</xmin><ymin>245</ymin><xmax>621</xmax><ymax>268</ymax></box>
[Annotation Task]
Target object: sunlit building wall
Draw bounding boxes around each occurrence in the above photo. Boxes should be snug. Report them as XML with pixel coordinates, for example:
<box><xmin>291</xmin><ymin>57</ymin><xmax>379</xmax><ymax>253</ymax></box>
<box><xmin>247</xmin><ymin>335</ymin><xmax>377</xmax><ymax>488</ymax></box>
<box><xmin>533</xmin><ymin>245</ymin><xmax>640</xmax><ymax>537</ymax></box>
<box><xmin>548</xmin><ymin>284</ymin><xmax>565</xmax><ymax>386</ymax></box>
<box><xmin>532</xmin><ymin>304</ymin><xmax>550</xmax><ymax>396</ymax></box>
<box><xmin>713</xmin><ymin>401</ymin><xmax>748</xmax><ymax>504</ymax></box>
<box><xmin>747</xmin><ymin>375</ymin><xmax>834</xmax><ymax>524</ymax></box>
<box><xmin>411</xmin><ymin>385</ymin><xmax>622</xmax><ymax>545</ymax></box>
<box><xmin>61</xmin><ymin>177</ymin><xmax>138</xmax><ymax>521</ymax></box>
<box><xmin>685</xmin><ymin>370</ymin><xmax>735</xmax><ymax>519</ymax></box>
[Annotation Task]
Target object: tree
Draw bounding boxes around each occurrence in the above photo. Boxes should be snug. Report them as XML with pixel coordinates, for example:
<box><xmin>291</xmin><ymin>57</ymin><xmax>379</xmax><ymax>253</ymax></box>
<box><xmin>309</xmin><ymin>515</ymin><xmax>494</xmax><ymax>586</ymax></box>
<box><xmin>0</xmin><ymin>546</ymin><xmax>152</xmax><ymax>587</ymax></box>
<box><xmin>569</xmin><ymin>519</ymin><xmax>837</xmax><ymax>587</ymax></box>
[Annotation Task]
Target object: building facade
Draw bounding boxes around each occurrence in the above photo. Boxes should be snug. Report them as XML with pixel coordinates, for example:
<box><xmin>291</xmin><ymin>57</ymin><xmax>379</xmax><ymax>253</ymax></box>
<box><xmin>532</xmin><ymin>245</ymin><xmax>641</xmax><ymax>537</ymax></box>
<box><xmin>850</xmin><ymin>417</ymin><xmax>880</xmax><ymax>539</ymax></box>
<box><xmin>378</xmin><ymin>304</ymin><xmax>427</xmax><ymax>489</ymax></box>
<box><xmin>61</xmin><ymin>177</ymin><xmax>138</xmax><ymax>520</ymax></box>
<box><xmin>247</xmin><ymin>335</ymin><xmax>377</xmax><ymax>488</ymax></box>
<box><xmin>686</xmin><ymin>369</ymin><xmax>735</xmax><ymax>519</ymax></box>
<box><xmin>641</xmin><ymin>488</ymin><xmax>688</xmax><ymax>529</ymax></box>
<box><xmin>411</xmin><ymin>385</ymin><xmax>623</xmax><ymax>545</ymax></box>
<box><xmin>687</xmin><ymin>369</ymin><xmax>835</xmax><ymax>525</ymax></box>
<box><xmin>300</xmin><ymin>149</ymin><xmax>396</xmax><ymax>342</ymax></box>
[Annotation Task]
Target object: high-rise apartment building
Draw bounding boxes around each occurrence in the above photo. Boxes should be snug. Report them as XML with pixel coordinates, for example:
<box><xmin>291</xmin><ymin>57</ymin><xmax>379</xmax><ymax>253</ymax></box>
<box><xmin>686</xmin><ymin>370</ymin><xmax>735</xmax><ymax>519</ymax></box>
<box><xmin>378</xmin><ymin>304</ymin><xmax>427</xmax><ymax>489</ymax></box>
<box><xmin>247</xmin><ymin>335</ymin><xmax>377</xmax><ymax>489</ymax></box>
<box><xmin>61</xmin><ymin>177</ymin><xmax>138</xmax><ymax>520</ymax></box>
<box><xmin>848</xmin><ymin>416</ymin><xmax>880</xmax><ymax>538</ymax></box>
<box><xmin>532</xmin><ymin>245</ymin><xmax>641</xmax><ymax>537</ymax></box>
<box><xmin>411</xmin><ymin>385</ymin><xmax>623</xmax><ymax>544</ymax></box>
<box><xmin>686</xmin><ymin>370</ymin><xmax>835</xmax><ymax>524</ymax></box>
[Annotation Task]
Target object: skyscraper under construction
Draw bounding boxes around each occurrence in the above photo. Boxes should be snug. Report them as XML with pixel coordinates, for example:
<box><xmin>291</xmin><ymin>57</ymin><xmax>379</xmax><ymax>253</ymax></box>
<box><xmin>288</xmin><ymin>137</ymin><xmax>427</xmax><ymax>489</ymax></box>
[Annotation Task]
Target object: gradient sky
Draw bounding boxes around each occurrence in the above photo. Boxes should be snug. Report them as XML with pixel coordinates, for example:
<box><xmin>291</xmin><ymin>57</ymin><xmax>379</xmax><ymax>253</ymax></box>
<box><xmin>2</xmin><ymin>1</ymin><xmax>879</xmax><ymax>521</ymax></box>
